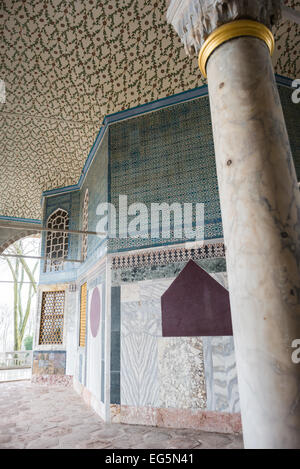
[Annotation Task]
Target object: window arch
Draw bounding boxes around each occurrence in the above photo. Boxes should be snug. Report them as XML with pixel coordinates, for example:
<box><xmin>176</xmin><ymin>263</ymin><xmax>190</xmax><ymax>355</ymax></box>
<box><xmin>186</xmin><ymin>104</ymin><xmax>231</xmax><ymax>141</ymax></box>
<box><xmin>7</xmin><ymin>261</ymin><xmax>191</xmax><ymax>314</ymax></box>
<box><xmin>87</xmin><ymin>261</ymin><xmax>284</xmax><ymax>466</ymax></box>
<box><xmin>45</xmin><ymin>208</ymin><xmax>69</xmax><ymax>272</ymax></box>
<box><xmin>81</xmin><ymin>189</ymin><xmax>89</xmax><ymax>261</ymax></box>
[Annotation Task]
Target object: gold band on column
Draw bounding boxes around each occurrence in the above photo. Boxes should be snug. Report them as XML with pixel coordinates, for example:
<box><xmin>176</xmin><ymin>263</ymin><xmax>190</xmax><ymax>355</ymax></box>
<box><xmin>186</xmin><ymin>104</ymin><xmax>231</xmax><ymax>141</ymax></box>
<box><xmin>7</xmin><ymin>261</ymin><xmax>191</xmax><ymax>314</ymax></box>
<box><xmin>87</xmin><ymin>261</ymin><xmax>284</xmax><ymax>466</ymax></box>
<box><xmin>198</xmin><ymin>19</ymin><xmax>275</xmax><ymax>78</ymax></box>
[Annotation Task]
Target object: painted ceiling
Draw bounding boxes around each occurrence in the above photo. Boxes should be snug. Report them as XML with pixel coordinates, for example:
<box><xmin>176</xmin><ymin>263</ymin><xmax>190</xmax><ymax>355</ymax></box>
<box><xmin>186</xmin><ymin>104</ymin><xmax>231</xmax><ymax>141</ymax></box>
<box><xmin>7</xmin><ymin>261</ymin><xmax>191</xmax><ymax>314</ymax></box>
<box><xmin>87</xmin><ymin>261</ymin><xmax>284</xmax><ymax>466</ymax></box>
<box><xmin>1</xmin><ymin>0</ymin><xmax>299</xmax><ymax>221</ymax></box>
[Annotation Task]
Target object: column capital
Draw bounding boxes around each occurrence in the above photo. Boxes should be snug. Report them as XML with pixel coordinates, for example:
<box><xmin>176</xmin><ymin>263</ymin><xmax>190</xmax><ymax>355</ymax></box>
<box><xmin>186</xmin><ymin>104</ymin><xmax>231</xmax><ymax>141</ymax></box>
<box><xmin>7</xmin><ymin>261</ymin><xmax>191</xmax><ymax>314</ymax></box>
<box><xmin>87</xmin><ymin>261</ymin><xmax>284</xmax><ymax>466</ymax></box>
<box><xmin>166</xmin><ymin>0</ymin><xmax>282</xmax><ymax>56</ymax></box>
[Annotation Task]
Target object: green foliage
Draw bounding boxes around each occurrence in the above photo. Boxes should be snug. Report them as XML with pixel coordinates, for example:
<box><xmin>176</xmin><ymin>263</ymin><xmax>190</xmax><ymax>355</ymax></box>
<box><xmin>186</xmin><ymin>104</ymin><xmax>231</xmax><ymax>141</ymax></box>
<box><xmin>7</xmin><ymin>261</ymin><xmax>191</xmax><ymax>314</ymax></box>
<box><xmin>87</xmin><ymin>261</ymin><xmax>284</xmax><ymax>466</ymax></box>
<box><xmin>24</xmin><ymin>335</ymin><xmax>33</xmax><ymax>350</ymax></box>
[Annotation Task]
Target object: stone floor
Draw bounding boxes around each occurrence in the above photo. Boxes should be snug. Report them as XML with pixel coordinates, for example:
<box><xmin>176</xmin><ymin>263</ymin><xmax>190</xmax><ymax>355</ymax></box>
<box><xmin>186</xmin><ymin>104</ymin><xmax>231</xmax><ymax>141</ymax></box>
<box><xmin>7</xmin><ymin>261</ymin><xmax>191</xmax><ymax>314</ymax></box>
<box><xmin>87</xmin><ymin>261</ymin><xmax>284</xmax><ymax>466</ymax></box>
<box><xmin>0</xmin><ymin>381</ymin><xmax>243</xmax><ymax>449</ymax></box>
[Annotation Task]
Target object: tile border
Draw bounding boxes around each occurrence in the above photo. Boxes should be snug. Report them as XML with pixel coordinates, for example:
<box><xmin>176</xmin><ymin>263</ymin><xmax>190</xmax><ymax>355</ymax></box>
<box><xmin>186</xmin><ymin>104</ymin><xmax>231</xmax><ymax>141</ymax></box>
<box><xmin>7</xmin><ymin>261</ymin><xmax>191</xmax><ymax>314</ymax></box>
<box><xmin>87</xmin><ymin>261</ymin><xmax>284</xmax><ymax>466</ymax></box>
<box><xmin>111</xmin><ymin>241</ymin><xmax>226</xmax><ymax>270</ymax></box>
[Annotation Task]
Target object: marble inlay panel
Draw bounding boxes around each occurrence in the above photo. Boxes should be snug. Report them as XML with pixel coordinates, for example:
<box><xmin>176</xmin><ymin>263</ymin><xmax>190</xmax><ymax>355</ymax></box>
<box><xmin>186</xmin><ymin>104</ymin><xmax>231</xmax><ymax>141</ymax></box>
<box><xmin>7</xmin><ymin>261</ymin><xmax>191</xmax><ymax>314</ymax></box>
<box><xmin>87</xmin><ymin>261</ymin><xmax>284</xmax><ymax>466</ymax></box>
<box><xmin>121</xmin><ymin>299</ymin><xmax>161</xmax><ymax>407</ymax></box>
<box><xmin>202</xmin><ymin>336</ymin><xmax>240</xmax><ymax>413</ymax></box>
<box><xmin>121</xmin><ymin>283</ymin><xmax>141</xmax><ymax>303</ymax></box>
<box><xmin>86</xmin><ymin>284</ymin><xmax>103</xmax><ymax>403</ymax></box>
<box><xmin>210</xmin><ymin>272</ymin><xmax>229</xmax><ymax>289</ymax></box>
<box><xmin>120</xmin><ymin>272</ymin><xmax>240</xmax><ymax>414</ymax></box>
<box><xmin>157</xmin><ymin>337</ymin><xmax>207</xmax><ymax>409</ymax></box>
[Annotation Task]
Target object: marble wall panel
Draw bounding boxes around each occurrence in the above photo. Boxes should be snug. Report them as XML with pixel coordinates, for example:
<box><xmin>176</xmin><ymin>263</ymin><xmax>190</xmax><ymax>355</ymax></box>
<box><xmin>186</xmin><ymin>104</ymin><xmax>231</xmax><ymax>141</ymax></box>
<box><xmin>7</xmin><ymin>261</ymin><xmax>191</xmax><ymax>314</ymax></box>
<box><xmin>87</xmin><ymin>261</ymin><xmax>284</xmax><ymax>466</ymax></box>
<box><xmin>120</xmin><ymin>277</ymin><xmax>210</xmax><ymax>410</ymax></box>
<box><xmin>203</xmin><ymin>336</ymin><xmax>240</xmax><ymax>413</ymax></box>
<box><xmin>201</xmin><ymin>271</ymin><xmax>240</xmax><ymax>413</ymax></box>
<box><xmin>86</xmin><ymin>284</ymin><xmax>103</xmax><ymax>403</ymax></box>
<box><xmin>121</xmin><ymin>299</ymin><xmax>162</xmax><ymax>407</ymax></box>
<box><xmin>157</xmin><ymin>337</ymin><xmax>206</xmax><ymax>410</ymax></box>
<box><xmin>118</xmin><ymin>264</ymin><xmax>240</xmax><ymax>414</ymax></box>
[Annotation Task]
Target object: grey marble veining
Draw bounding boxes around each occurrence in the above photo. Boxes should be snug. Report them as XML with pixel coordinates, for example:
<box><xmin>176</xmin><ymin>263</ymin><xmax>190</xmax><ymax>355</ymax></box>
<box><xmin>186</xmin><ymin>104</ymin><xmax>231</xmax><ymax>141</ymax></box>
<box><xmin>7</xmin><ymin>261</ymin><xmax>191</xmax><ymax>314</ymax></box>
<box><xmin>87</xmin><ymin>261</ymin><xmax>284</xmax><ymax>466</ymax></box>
<box><xmin>111</xmin><ymin>258</ymin><xmax>227</xmax><ymax>285</ymax></box>
<box><xmin>121</xmin><ymin>299</ymin><xmax>161</xmax><ymax>407</ymax></box>
<box><xmin>119</xmin><ymin>273</ymin><xmax>240</xmax><ymax>415</ymax></box>
<box><xmin>207</xmin><ymin>37</ymin><xmax>300</xmax><ymax>448</ymax></box>
<box><xmin>202</xmin><ymin>336</ymin><xmax>240</xmax><ymax>413</ymax></box>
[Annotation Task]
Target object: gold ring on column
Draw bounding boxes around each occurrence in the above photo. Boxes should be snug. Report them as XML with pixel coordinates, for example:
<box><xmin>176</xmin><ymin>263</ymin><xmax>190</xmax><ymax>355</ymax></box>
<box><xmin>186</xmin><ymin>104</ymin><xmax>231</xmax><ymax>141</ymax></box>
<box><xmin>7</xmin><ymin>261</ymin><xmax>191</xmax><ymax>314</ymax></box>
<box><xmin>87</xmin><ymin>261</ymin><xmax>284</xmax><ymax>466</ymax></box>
<box><xmin>198</xmin><ymin>19</ymin><xmax>275</xmax><ymax>78</ymax></box>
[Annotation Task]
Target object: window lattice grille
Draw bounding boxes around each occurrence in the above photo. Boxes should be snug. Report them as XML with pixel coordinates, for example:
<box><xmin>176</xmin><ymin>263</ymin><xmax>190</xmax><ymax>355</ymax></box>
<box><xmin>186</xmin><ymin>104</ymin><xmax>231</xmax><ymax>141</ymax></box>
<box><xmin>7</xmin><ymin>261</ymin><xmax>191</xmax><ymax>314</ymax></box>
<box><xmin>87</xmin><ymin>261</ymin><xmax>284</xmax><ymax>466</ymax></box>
<box><xmin>82</xmin><ymin>190</ymin><xmax>89</xmax><ymax>261</ymax></box>
<box><xmin>45</xmin><ymin>208</ymin><xmax>69</xmax><ymax>272</ymax></box>
<box><xmin>39</xmin><ymin>291</ymin><xmax>65</xmax><ymax>345</ymax></box>
<box><xmin>79</xmin><ymin>283</ymin><xmax>87</xmax><ymax>347</ymax></box>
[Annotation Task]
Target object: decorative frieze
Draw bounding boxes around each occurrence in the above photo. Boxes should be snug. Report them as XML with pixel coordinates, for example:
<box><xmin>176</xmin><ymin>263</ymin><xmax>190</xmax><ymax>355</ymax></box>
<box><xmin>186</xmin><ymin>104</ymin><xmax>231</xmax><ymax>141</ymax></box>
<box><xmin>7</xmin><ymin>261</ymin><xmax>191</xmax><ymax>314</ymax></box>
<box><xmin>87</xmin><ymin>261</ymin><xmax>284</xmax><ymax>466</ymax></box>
<box><xmin>111</xmin><ymin>242</ymin><xmax>225</xmax><ymax>270</ymax></box>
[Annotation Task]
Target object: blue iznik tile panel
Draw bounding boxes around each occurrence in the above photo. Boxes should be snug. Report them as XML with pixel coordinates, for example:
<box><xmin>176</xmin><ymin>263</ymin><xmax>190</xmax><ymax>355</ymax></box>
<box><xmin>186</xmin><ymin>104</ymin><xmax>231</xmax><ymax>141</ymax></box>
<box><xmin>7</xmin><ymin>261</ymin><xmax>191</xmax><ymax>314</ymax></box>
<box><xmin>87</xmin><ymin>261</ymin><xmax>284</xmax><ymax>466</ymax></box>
<box><xmin>40</xmin><ymin>191</ymin><xmax>80</xmax><ymax>279</ymax></box>
<box><xmin>32</xmin><ymin>350</ymin><xmax>66</xmax><ymax>376</ymax></box>
<box><xmin>39</xmin><ymin>83</ymin><xmax>299</xmax><ymax>265</ymax></box>
<box><xmin>109</xmin><ymin>96</ymin><xmax>222</xmax><ymax>252</ymax></box>
<box><xmin>79</xmin><ymin>130</ymin><xmax>109</xmax><ymax>261</ymax></box>
<box><xmin>279</xmin><ymin>86</ymin><xmax>300</xmax><ymax>180</ymax></box>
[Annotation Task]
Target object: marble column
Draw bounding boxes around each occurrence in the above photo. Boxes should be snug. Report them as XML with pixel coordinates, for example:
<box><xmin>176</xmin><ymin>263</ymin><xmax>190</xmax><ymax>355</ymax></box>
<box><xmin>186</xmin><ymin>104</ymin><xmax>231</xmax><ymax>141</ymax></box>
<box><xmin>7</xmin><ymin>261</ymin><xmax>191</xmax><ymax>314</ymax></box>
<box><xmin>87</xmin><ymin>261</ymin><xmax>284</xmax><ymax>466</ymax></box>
<box><xmin>167</xmin><ymin>0</ymin><xmax>300</xmax><ymax>449</ymax></box>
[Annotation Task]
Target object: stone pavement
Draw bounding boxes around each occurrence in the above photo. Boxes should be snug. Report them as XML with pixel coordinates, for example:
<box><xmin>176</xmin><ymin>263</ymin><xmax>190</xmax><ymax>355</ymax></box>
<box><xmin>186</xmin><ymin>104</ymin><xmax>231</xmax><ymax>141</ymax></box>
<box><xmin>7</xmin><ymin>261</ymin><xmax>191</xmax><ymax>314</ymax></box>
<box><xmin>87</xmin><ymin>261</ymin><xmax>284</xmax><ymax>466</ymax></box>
<box><xmin>0</xmin><ymin>381</ymin><xmax>243</xmax><ymax>449</ymax></box>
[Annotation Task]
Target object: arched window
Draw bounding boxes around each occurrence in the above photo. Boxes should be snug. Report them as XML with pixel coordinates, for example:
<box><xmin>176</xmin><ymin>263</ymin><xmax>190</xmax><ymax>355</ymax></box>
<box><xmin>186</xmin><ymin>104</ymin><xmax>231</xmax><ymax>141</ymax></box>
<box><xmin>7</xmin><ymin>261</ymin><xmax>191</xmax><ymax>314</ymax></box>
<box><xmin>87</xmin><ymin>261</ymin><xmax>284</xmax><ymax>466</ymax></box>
<box><xmin>81</xmin><ymin>189</ymin><xmax>89</xmax><ymax>261</ymax></box>
<box><xmin>45</xmin><ymin>208</ymin><xmax>69</xmax><ymax>272</ymax></box>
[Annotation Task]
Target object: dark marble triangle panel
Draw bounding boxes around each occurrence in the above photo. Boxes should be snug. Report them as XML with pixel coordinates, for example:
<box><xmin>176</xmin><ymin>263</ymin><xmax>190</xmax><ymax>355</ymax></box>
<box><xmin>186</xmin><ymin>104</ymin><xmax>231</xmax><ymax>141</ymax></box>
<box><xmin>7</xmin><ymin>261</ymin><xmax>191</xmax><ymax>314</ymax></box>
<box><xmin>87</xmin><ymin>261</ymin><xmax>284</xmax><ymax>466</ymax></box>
<box><xmin>161</xmin><ymin>260</ymin><xmax>233</xmax><ymax>337</ymax></box>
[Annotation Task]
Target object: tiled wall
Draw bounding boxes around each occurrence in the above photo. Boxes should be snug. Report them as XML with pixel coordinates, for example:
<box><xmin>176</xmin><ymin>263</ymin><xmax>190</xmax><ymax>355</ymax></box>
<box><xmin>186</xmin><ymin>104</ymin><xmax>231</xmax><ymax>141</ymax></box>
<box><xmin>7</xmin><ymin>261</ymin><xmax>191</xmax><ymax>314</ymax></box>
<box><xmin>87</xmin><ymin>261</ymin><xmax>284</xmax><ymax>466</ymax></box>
<box><xmin>40</xmin><ymin>83</ymin><xmax>300</xmax><ymax>273</ymax></box>
<box><xmin>279</xmin><ymin>85</ymin><xmax>300</xmax><ymax>180</ymax></box>
<box><xmin>79</xmin><ymin>130</ymin><xmax>109</xmax><ymax>260</ymax></box>
<box><xmin>32</xmin><ymin>350</ymin><xmax>66</xmax><ymax>376</ymax></box>
<box><xmin>40</xmin><ymin>131</ymin><xmax>108</xmax><ymax>284</ymax></box>
<box><xmin>109</xmin><ymin>96</ymin><xmax>222</xmax><ymax>252</ymax></box>
<box><xmin>40</xmin><ymin>191</ymin><xmax>80</xmax><ymax>282</ymax></box>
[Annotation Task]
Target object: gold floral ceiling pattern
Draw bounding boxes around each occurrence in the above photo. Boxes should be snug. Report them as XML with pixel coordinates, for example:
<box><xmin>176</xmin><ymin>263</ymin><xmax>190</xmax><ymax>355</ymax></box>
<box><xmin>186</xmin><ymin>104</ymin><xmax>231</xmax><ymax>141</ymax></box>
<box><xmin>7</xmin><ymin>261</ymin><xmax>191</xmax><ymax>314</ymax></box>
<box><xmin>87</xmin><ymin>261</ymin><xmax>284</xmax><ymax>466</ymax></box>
<box><xmin>0</xmin><ymin>0</ymin><xmax>299</xmax><ymax>220</ymax></box>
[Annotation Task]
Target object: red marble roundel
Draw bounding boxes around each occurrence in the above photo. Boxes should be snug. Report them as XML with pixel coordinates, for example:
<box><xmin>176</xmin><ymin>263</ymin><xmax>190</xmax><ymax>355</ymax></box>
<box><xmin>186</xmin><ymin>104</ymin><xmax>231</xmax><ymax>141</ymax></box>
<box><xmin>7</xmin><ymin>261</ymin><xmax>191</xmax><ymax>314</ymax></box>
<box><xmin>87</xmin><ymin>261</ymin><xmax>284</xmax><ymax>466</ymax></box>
<box><xmin>90</xmin><ymin>287</ymin><xmax>101</xmax><ymax>338</ymax></box>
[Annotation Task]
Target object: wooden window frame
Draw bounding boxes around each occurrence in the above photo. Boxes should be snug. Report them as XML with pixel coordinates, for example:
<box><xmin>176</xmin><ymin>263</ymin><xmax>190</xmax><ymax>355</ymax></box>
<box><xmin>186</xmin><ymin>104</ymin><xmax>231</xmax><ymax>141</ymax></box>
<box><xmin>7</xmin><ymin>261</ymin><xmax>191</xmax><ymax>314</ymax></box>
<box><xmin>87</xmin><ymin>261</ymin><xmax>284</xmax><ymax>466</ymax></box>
<box><xmin>39</xmin><ymin>290</ymin><xmax>65</xmax><ymax>345</ymax></box>
<box><xmin>79</xmin><ymin>283</ymin><xmax>87</xmax><ymax>347</ymax></box>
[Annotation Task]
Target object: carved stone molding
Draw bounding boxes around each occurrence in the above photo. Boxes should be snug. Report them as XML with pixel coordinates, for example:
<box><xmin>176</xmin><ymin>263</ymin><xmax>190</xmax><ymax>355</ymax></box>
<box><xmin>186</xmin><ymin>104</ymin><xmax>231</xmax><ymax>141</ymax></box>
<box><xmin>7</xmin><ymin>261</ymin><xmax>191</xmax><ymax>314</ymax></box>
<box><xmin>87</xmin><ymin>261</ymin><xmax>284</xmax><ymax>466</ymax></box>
<box><xmin>111</xmin><ymin>242</ymin><xmax>226</xmax><ymax>270</ymax></box>
<box><xmin>166</xmin><ymin>0</ymin><xmax>282</xmax><ymax>55</ymax></box>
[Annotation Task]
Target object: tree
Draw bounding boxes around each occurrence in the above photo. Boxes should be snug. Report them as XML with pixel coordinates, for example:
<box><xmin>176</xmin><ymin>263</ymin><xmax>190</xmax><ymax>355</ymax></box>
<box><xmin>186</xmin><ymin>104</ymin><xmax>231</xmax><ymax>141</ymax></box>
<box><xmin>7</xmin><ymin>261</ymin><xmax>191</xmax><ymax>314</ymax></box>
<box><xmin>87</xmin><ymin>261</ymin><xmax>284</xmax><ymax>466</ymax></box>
<box><xmin>1</xmin><ymin>237</ymin><xmax>40</xmax><ymax>351</ymax></box>
<box><xmin>0</xmin><ymin>304</ymin><xmax>12</xmax><ymax>352</ymax></box>
<box><xmin>23</xmin><ymin>335</ymin><xmax>33</xmax><ymax>350</ymax></box>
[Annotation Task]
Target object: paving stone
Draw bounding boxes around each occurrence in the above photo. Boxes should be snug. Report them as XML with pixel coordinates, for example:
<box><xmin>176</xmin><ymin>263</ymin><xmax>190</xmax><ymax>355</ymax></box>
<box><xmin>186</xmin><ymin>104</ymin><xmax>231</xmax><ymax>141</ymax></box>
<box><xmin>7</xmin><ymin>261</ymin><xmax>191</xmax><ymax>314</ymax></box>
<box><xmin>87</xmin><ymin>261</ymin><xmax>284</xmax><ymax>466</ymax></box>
<box><xmin>0</xmin><ymin>381</ymin><xmax>243</xmax><ymax>450</ymax></box>
<box><xmin>110</xmin><ymin>436</ymin><xmax>139</xmax><ymax>449</ymax></box>
<box><xmin>42</xmin><ymin>426</ymin><xmax>73</xmax><ymax>438</ymax></box>
<box><xmin>92</xmin><ymin>426</ymin><xmax>126</xmax><ymax>439</ymax></box>
<box><xmin>0</xmin><ymin>435</ymin><xmax>12</xmax><ymax>444</ymax></box>
<box><xmin>74</xmin><ymin>423</ymin><xmax>102</xmax><ymax>433</ymax></box>
<box><xmin>134</xmin><ymin>442</ymin><xmax>173</xmax><ymax>449</ymax></box>
<box><xmin>143</xmin><ymin>430</ymin><xmax>172</xmax><ymax>444</ymax></box>
<box><xmin>76</xmin><ymin>439</ymin><xmax>112</xmax><ymax>449</ymax></box>
<box><xmin>26</xmin><ymin>437</ymin><xmax>60</xmax><ymax>449</ymax></box>
<box><xmin>166</xmin><ymin>437</ymin><xmax>201</xmax><ymax>449</ymax></box>
<box><xmin>0</xmin><ymin>423</ymin><xmax>16</xmax><ymax>430</ymax></box>
<box><xmin>198</xmin><ymin>432</ymin><xmax>234</xmax><ymax>448</ymax></box>
<box><xmin>0</xmin><ymin>441</ymin><xmax>26</xmax><ymax>449</ymax></box>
